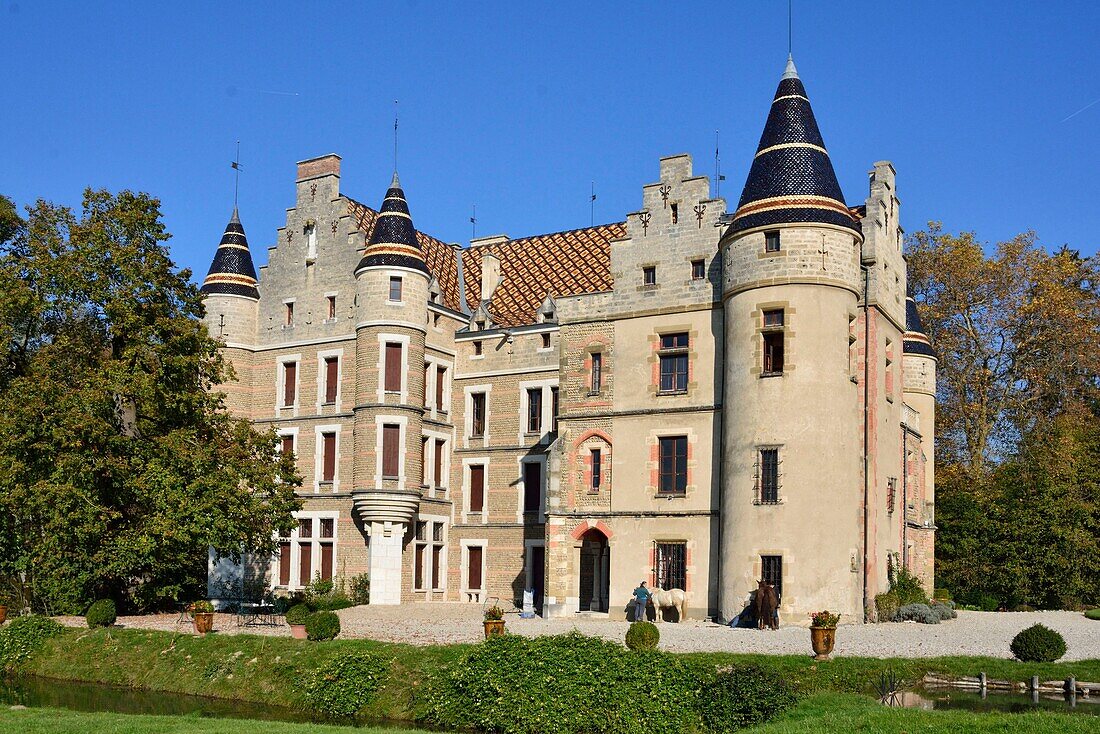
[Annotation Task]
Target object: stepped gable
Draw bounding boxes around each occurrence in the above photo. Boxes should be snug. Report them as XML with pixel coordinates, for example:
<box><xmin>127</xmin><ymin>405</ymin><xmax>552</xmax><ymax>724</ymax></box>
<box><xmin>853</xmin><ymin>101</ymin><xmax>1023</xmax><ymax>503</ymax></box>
<box><xmin>347</xmin><ymin>197</ymin><xmax>462</xmax><ymax>312</ymax></box>
<box><xmin>201</xmin><ymin>208</ymin><xmax>260</xmax><ymax>299</ymax></box>
<box><xmin>355</xmin><ymin>171</ymin><xmax>431</xmax><ymax>276</ymax></box>
<box><xmin>725</xmin><ymin>55</ymin><xmax>859</xmax><ymax>237</ymax></box>
<box><xmin>460</xmin><ymin>222</ymin><xmax>625</xmax><ymax>328</ymax></box>
<box><xmin>903</xmin><ymin>295</ymin><xmax>936</xmax><ymax>358</ymax></box>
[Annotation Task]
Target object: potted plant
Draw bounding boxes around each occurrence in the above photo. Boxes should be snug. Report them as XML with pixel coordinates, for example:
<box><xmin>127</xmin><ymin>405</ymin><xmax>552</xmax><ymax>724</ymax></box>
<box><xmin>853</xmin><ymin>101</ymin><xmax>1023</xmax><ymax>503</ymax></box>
<box><xmin>809</xmin><ymin>610</ymin><xmax>840</xmax><ymax>660</ymax></box>
<box><xmin>285</xmin><ymin>603</ymin><xmax>311</xmax><ymax>639</ymax></box>
<box><xmin>483</xmin><ymin>605</ymin><xmax>505</xmax><ymax>638</ymax></box>
<box><xmin>190</xmin><ymin>600</ymin><xmax>215</xmax><ymax>635</ymax></box>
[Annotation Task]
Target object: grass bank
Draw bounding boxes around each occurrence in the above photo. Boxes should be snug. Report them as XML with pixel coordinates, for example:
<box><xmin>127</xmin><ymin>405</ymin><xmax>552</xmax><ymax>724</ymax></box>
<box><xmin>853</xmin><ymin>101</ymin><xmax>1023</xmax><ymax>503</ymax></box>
<box><xmin>0</xmin><ymin>708</ymin><xmax>424</xmax><ymax>733</ymax></box>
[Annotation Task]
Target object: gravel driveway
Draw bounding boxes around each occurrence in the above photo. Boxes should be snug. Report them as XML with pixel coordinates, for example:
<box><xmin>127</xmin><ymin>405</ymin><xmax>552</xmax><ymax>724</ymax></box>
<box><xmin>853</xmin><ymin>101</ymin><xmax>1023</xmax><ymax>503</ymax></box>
<box><xmin>59</xmin><ymin>607</ymin><xmax>1099</xmax><ymax>660</ymax></box>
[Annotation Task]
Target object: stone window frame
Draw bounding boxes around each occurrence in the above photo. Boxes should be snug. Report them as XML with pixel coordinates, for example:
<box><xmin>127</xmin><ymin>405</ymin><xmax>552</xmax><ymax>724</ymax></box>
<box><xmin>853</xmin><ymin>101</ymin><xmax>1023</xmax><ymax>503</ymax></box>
<box><xmin>459</xmin><ymin>539</ymin><xmax>489</xmax><ymax>602</ymax></box>
<box><xmin>461</xmin><ymin>457</ymin><xmax>490</xmax><ymax>524</ymax></box>
<box><xmin>588</xmin><ymin>349</ymin><xmax>604</xmax><ymax>395</ymax></box>
<box><xmin>315</xmin><ymin>348</ymin><xmax>344</xmax><ymax>411</ymax></box>
<box><xmin>323</xmin><ymin>292</ymin><xmax>339</xmax><ymax>323</ymax></box>
<box><xmin>273</xmin><ymin>509</ymin><xmax>339</xmax><ymax>592</ymax></box>
<box><xmin>374</xmin><ymin>414</ymin><xmax>408</xmax><ymax>488</ymax></box>
<box><xmin>387</xmin><ymin>274</ymin><xmax>404</xmax><ymax>304</ymax></box>
<box><xmin>690</xmin><ymin>258</ymin><xmax>706</xmax><ymax>280</ymax></box>
<box><xmin>642</xmin><ymin>264</ymin><xmax>657</xmax><ymax>287</ymax></box>
<box><xmin>375</xmin><ymin>333</ymin><xmax>411</xmax><ymax>403</ymax></box>
<box><xmin>751</xmin><ymin>302</ymin><xmax>795</xmax><ymax>378</ymax></box>
<box><xmin>313</xmin><ymin>423</ymin><xmax>343</xmax><ymax>493</ymax></box>
<box><xmin>413</xmin><ymin>513</ymin><xmax>449</xmax><ymax>595</ymax></box>
<box><xmin>424</xmin><ymin>355</ymin><xmax>452</xmax><ymax>419</ymax></box>
<box><xmin>517</xmin><ymin>378</ymin><xmax>558</xmax><ymax>445</ymax></box>
<box><xmin>754</xmin><ymin>443</ymin><xmax>784</xmax><ymax>505</ymax></box>
<box><xmin>282</xmin><ymin>298</ymin><xmax>296</xmax><ymax>328</ymax></box>
<box><xmin>517</xmin><ymin>454</ymin><xmax>548</xmax><ymax>524</ymax></box>
<box><xmin>463</xmin><ymin>384</ymin><xmax>492</xmax><ymax>448</ymax></box>
<box><xmin>652</xmin><ymin>539</ymin><xmax>689</xmax><ymax>592</ymax></box>
<box><xmin>423</xmin><ymin>428</ymin><xmax>450</xmax><ymax>499</ymax></box>
<box><xmin>764</xmin><ymin>230</ymin><xmax>781</xmax><ymax>254</ymax></box>
<box><xmin>650</xmin><ymin>429</ymin><xmax>694</xmax><ymax>498</ymax></box>
<box><xmin>276</xmin><ymin>353</ymin><xmax>302</xmax><ymax>415</ymax></box>
<box><xmin>655</xmin><ymin>331</ymin><xmax>691</xmax><ymax>396</ymax></box>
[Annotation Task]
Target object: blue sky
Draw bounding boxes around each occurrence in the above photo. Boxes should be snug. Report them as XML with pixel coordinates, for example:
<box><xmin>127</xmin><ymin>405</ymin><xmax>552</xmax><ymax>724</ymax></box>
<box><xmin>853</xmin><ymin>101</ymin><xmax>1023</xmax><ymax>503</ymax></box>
<box><xmin>3</xmin><ymin>1</ymin><xmax>1098</xmax><ymax>283</ymax></box>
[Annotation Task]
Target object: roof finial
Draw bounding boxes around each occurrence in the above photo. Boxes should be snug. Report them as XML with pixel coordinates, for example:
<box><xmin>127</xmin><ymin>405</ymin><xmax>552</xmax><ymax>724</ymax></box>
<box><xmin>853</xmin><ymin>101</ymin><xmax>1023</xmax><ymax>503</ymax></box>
<box><xmin>782</xmin><ymin>54</ymin><xmax>799</xmax><ymax>80</ymax></box>
<box><xmin>393</xmin><ymin>100</ymin><xmax>399</xmax><ymax>174</ymax></box>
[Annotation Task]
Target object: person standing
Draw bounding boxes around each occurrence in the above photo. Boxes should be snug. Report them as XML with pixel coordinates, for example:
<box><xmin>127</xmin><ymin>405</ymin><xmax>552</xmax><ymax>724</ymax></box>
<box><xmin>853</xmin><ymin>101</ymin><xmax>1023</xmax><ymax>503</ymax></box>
<box><xmin>631</xmin><ymin>581</ymin><xmax>651</xmax><ymax>622</ymax></box>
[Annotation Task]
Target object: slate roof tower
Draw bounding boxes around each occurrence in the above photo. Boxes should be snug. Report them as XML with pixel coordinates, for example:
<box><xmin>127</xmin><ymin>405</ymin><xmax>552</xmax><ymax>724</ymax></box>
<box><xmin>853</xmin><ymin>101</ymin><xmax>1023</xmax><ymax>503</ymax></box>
<box><xmin>903</xmin><ymin>295</ymin><xmax>935</xmax><ymax>358</ymax></box>
<box><xmin>725</xmin><ymin>55</ymin><xmax>858</xmax><ymax>237</ymax></box>
<box><xmin>201</xmin><ymin>208</ymin><xmax>261</xmax><ymax>299</ymax></box>
<box><xmin>355</xmin><ymin>171</ymin><xmax>430</xmax><ymax>276</ymax></box>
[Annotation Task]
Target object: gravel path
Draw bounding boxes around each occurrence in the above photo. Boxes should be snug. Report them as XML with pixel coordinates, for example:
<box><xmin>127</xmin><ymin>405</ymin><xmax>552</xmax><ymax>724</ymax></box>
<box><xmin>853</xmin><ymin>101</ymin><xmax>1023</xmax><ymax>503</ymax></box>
<box><xmin>58</xmin><ymin>608</ymin><xmax>1100</xmax><ymax>660</ymax></box>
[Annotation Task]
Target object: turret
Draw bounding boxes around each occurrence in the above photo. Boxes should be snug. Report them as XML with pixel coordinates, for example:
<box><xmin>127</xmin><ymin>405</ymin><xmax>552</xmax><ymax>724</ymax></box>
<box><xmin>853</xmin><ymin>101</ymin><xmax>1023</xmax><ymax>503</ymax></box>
<box><xmin>201</xmin><ymin>208</ymin><xmax>260</xmax><ymax>414</ymax></box>
<box><xmin>718</xmin><ymin>56</ymin><xmax>865</xmax><ymax>623</ymax></box>
<box><xmin>351</xmin><ymin>170</ymin><xmax>431</xmax><ymax>605</ymax></box>
<box><xmin>902</xmin><ymin>294</ymin><xmax>937</xmax><ymax>585</ymax></box>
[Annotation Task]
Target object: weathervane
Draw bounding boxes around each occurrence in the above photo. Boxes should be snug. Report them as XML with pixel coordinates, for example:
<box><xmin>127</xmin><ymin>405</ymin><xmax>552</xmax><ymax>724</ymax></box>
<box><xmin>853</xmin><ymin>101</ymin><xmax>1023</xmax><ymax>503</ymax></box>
<box><xmin>231</xmin><ymin>140</ymin><xmax>242</xmax><ymax>208</ymax></box>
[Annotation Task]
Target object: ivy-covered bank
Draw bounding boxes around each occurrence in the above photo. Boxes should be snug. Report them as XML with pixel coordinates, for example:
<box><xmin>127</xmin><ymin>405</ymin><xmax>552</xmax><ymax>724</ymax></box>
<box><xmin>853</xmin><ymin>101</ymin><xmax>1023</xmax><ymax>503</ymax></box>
<box><xmin>5</xmin><ymin>625</ymin><xmax>1100</xmax><ymax>731</ymax></box>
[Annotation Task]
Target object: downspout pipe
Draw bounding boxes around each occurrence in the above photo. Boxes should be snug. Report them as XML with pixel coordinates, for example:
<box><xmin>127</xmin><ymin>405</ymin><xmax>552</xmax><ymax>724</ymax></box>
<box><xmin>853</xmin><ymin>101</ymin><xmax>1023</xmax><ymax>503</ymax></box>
<box><xmin>862</xmin><ymin>265</ymin><xmax>871</xmax><ymax>622</ymax></box>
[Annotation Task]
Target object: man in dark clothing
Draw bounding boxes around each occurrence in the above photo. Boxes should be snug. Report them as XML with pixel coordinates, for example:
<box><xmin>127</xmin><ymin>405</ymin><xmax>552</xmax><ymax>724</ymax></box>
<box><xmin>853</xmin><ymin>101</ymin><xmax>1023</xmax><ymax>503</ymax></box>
<box><xmin>631</xmin><ymin>581</ymin><xmax>651</xmax><ymax>622</ymax></box>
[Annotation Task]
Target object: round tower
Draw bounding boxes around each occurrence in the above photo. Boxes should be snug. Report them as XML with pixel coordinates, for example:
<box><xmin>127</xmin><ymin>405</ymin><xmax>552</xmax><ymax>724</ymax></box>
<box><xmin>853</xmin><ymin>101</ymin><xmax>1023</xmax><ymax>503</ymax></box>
<box><xmin>902</xmin><ymin>294</ymin><xmax>937</xmax><ymax>583</ymax></box>
<box><xmin>719</xmin><ymin>56</ymin><xmax>865</xmax><ymax>623</ymax></box>
<box><xmin>351</xmin><ymin>171</ymin><xmax>431</xmax><ymax>605</ymax></box>
<box><xmin>200</xmin><ymin>208</ymin><xmax>260</xmax><ymax>414</ymax></box>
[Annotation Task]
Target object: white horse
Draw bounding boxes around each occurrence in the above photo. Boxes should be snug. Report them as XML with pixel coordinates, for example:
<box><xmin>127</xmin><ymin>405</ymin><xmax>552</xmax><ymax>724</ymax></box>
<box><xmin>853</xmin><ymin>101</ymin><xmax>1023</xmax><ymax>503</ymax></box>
<box><xmin>650</xmin><ymin>588</ymin><xmax>686</xmax><ymax>623</ymax></box>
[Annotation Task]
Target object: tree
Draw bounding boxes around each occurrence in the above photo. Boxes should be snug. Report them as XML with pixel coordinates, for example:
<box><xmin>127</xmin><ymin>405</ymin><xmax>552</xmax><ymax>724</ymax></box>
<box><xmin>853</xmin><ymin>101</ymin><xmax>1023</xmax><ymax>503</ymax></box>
<box><xmin>0</xmin><ymin>190</ymin><xmax>300</xmax><ymax>612</ymax></box>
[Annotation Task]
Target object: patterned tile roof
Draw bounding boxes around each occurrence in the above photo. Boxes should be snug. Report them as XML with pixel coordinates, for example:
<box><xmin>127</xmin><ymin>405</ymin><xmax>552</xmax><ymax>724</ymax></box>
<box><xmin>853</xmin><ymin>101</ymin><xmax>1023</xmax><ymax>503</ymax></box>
<box><xmin>201</xmin><ymin>208</ymin><xmax>260</xmax><ymax>299</ymax></box>
<box><xmin>460</xmin><ymin>222</ymin><xmax>626</xmax><ymax>328</ymax></box>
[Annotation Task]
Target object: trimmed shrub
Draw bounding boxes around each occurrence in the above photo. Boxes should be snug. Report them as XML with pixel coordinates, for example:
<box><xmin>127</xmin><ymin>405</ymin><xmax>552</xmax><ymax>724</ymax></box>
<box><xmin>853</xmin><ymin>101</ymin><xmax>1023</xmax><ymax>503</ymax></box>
<box><xmin>1085</xmin><ymin>609</ymin><xmax>1100</xmax><ymax>621</ymax></box>
<box><xmin>305</xmin><ymin>651</ymin><xmax>390</xmax><ymax>717</ymax></box>
<box><xmin>933</xmin><ymin>588</ymin><xmax>952</xmax><ymax>602</ymax></box>
<box><xmin>698</xmin><ymin>664</ymin><xmax>797</xmax><ymax>733</ymax></box>
<box><xmin>285</xmin><ymin>603</ymin><xmax>311</xmax><ymax>626</ymax></box>
<box><xmin>625</xmin><ymin>621</ymin><xmax>660</xmax><ymax>651</ymax></box>
<box><xmin>305</xmin><ymin>611</ymin><xmax>341</xmax><ymax>641</ymax></box>
<box><xmin>874</xmin><ymin>591</ymin><xmax>899</xmax><ymax>623</ymax></box>
<box><xmin>1010</xmin><ymin>624</ymin><xmax>1066</xmax><ymax>663</ymax></box>
<box><xmin>894</xmin><ymin>603</ymin><xmax>939</xmax><ymax>624</ymax></box>
<box><xmin>420</xmin><ymin>632</ymin><xmax>702</xmax><ymax>734</ymax></box>
<box><xmin>85</xmin><ymin>599</ymin><xmax>117</xmax><ymax>628</ymax></box>
<box><xmin>0</xmin><ymin>615</ymin><xmax>64</xmax><ymax>671</ymax></box>
<box><xmin>890</xmin><ymin>567</ymin><xmax>928</xmax><ymax>607</ymax></box>
<box><xmin>350</xmin><ymin>574</ymin><xmax>370</xmax><ymax>605</ymax></box>
<box><xmin>930</xmin><ymin>601</ymin><xmax>957</xmax><ymax>621</ymax></box>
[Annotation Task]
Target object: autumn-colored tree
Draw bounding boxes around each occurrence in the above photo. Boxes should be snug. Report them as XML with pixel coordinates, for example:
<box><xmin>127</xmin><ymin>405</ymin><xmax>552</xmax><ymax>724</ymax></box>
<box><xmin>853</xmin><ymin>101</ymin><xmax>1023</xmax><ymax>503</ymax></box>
<box><xmin>0</xmin><ymin>190</ymin><xmax>300</xmax><ymax>612</ymax></box>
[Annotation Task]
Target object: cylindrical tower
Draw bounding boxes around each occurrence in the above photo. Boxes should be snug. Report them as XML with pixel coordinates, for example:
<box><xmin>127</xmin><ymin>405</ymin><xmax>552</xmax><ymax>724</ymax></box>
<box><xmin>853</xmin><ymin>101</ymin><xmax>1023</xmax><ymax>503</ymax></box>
<box><xmin>351</xmin><ymin>171</ymin><xmax>430</xmax><ymax>605</ymax></box>
<box><xmin>719</xmin><ymin>56</ymin><xmax>865</xmax><ymax>623</ymax></box>
<box><xmin>200</xmin><ymin>208</ymin><xmax>260</xmax><ymax>416</ymax></box>
<box><xmin>902</xmin><ymin>294</ymin><xmax>937</xmax><ymax>585</ymax></box>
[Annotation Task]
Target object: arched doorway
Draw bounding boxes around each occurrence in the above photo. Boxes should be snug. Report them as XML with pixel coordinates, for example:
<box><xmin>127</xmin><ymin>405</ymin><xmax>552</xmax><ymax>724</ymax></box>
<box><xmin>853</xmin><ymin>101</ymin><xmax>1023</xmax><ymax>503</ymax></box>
<box><xmin>578</xmin><ymin>529</ymin><xmax>609</xmax><ymax>612</ymax></box>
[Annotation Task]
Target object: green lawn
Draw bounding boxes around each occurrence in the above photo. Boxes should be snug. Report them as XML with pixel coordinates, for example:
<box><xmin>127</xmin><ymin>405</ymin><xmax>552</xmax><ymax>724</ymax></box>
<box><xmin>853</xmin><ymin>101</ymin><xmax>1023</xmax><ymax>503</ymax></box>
<box><xmin>0</xmin><ymin>707</ymin><xmax>422</xmax><ymax>733</ymax></box>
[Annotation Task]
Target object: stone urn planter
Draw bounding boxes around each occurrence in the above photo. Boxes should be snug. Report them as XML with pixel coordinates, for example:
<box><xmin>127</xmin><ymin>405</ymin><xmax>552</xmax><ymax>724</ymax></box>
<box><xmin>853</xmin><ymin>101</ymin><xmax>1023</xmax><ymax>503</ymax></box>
<box><xmin>809</xmin><ymin>610</ymin><xmax>840</xmax><ymax>661</ymax></box>
<box><xmin>191</xmin><ymin>601</ymin><xmax>215</xmax><ymax>635</ymax></box>
<box><xmin>483</xmin><ymin>605</ymin><xmax>505</xmax><ymax>639</ymax></box>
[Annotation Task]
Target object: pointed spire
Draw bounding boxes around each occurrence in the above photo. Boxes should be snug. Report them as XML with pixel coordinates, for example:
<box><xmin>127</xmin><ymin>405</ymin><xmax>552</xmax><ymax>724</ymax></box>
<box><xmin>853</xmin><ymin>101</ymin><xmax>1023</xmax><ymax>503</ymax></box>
<box><xmin>903</xmin><ymin>295</ymin><xmax>936</xmax><ymax>358</ymax></box>
<box><xmin>355</xmin><ymin>171</ymin><xmax>430</xmax><ymax>276</ymax></box>
<box><xmin>724</xmin><ymin>57</ymin><xmax>859</xmax><ymax>238</ymax></box>
<box><xmin>201</xmin><ymin>209</ymin><xmax>259</xmax><ymax>300</ymax></box>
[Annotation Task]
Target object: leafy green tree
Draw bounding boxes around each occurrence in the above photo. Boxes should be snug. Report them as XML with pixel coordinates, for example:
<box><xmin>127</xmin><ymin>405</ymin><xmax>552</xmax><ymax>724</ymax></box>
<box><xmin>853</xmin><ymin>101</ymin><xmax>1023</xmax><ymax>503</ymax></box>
<box><xmin>0</xmin><ymin>190</ymin><xmax>300</xmax><ymax>612</ymax></box>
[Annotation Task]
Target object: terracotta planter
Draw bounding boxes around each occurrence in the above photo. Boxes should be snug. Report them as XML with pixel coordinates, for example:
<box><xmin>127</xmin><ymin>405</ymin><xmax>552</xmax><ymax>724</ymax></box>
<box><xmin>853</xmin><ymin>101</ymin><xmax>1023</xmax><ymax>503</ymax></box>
<box><xmin>810</xmin><ymin>626</ymin><xmax>836</xmax><ymax>661</ymax></box>
<box><xmin>290</xmin><ymin>623</ymin><xmax>308</xmax><ymax>640</ymax></box>
<box><xmin>193</xmin><ymin>612</ymin><xmax>214</xmax><ymax>635</ymax></box>
<box><xmin>483</xmin><ymin>619</ymin><xmax>505</xmax><ymax>638</ymax></box>
<box><xmin>0</xmin><ymin>605</ymin><xmax>7</xmax><ymax>625</ymax></box>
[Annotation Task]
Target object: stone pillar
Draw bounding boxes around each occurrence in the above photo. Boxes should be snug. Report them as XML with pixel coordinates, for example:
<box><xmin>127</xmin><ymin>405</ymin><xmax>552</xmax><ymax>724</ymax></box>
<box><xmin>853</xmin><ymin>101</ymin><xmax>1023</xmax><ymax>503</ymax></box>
<box><xmin>367</xmin><ymin>521</ymin><xmax>406</xmax><ymax>605</ymax></box>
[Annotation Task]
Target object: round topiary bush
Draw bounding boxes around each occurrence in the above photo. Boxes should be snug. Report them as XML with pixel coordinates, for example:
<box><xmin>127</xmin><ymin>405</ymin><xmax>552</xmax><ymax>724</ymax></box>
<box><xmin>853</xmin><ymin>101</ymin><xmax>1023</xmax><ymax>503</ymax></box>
<box><xmin>85</xmin><ymin>599</ymin><xmax>117</xmax><ymax>628</ymax></box>
<box><xmin>285</xmin><ymin>603</ymin><xmax>311</xmax><ymax>626</ymax></box>
<box><xmin>894</xmin><ymin>603</ymin><xmax>939</xmax><ymax>624</ymax></box>
<box><xmin>305</xmin><ymin>610</ymin><xmax>341</xmax><ymax>641</ymax></box>
<box><xmin>1011</xmin><ymin>624</ymin><xmax>1066</xmax><ymax>662</ymax></box>
<box><xmin>697</xmin><ymin>664</ymin><xmax>797</xmax><ymax>733</ymax></box>
<box><xmin>625</xmin><ymin>621</ymin><xmax>660</xmax><ymax>651</ymax></box>
<box><xmin>930</xmin><ymin>601</ymin><xmax>957</xmax><ymax>621</ymax></box>
<box><xmin>1085</xmin><ymin>609</ymin><xmax>1100</xmax><ymax>621</ymax></box>
<box><xmin>305</xmin><ymin>651</ymin><xmax>390</xmax><ymax>717</ymax></box>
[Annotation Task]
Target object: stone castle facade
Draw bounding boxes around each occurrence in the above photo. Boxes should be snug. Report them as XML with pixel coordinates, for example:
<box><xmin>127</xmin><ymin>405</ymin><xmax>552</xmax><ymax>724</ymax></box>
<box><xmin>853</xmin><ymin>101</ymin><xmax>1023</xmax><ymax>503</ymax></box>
<box><xmin>202</xmin><ymin>57</ymin><xmax>936</xmax><ymax>623</ymax></box>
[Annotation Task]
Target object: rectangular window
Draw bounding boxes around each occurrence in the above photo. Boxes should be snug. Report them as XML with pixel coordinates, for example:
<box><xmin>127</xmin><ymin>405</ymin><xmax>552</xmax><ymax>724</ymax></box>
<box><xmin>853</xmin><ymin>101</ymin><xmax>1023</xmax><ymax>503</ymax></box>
<box><xmin>761</xmin><ymin>555</ymin><xmax>783</xmax><ymax>599</ymax></box>
<box><xmin>298</xmin><ymin>542</ymin><xmax>312</xmax><ymax>586</ymax></box>
<box><xmin>763</xmin><ymin>309</ymin><xmax>784</xmax><ymax>327</ymax></box>
<box><xmin>658</xmin><ymin>436</ymin><xmax>688</xmax><ymax>495</ymax></box>
<box><xmin>279</xmin><ymin>542</ymin><xmax>291</xmax><ymax>586</ymax></box>
<box><xmin>658</xmin><ymin>333</ymin><xmax>689</xmax><ymax>394</ymax></box>
<box><xmin>433</xmin><ymin>439</ymin><xmax>445</xmax><ymax>489</ymax></box>
<box><xmin>759</xmin><ymin>448</ymin><xmax>779</xmax><ymax>503</ymax></box>
<box><xmin>414</xmin><ymin>544</ymin><xmax>425</xmax><ymax>589</ymax></box>
<box><xmin>389</xmin><ymin>276</ymin><xmax>403</xmax><ymax>302</ymax></box>
<box><xmin>280</xmin><ymin>435</ymin><xmax>295</xmax><ymax>457</ymax></box>
<box><xmin>382</xmin><ymin>424</ymin><xmax>400</xmax><ymax>478</ymax></box>
<box><xmin>282</xmin><ymin>362</ymin><xmax>297</xmax><ymax>407</ymax></box>
<box><xmin>551</xmin><ymin>386</ymin><xmax>559</xmax><ymax>433</ymax></box>
<box><xmin>324</xmin><ymin>357</ymin><xmax>339</xmax><ymax>404</ymax></box>
<box><xmin>763</xmin><ymin>332</ymin><xmax>784</xmax><ymax>375</ymax></box>
<box><xmin>691</xmin><ymin>259</ymin><xmax>705</xmax><ymax>280</ymax></box>
<box><xmin>655</xmin><ymin>542</ymin><xmax>686</xmax><ymax>591</ymax></box>
<box><xmin>541</xmin><ymin>333</ymin><xmax>551</xmax><ymax>349</ymax></box>
<box><xmin>591</xmin><ymin>352</ymin><xmax>602</xmax><ymax>393</ymax></box>
<box><xmin>469</xmin><ymin>464</ymin><xmax>485</xmax><ymax>513</ymax></box>
<box><xmin>384</xmin><ymin>342</ymin><xmax>403</xmax><ymax>393</ymax></box>
<box><xmin>471</xmin><ymin>392</ymin><xmax>486</xmax><ymax>437</ymax></box>
<box><xmin>591</xmin><ymin>449</ymin><xmax>602</xmax><ymax>492</ymax></box>
<box><xmin>321</xmin><ymin>432</ymin><xmax>336</xmax><ymax>482</ymax></box>
<box><xmin>320</xmin><ymin>543</ymin><xmax>333</xmax><ymax>581</ymax></box>
<box><xmin>523</xmin><ymin>462</ymin><xmax>542</xmax><ymax>515</ymax></box>
<box><xmin>431</xmin><ymin>544</ymin><xmax>443</xmax><ymax>590</ymax></box>
<box><xmin>320</xmin><ymin>518</ymin><xmax>334</xmax><ymax>538</ymax></box>
<box><xmin>285</xmin><ymin>302</ymin><xmax>294</xmax><ymax>326</ymax></box>
<box><xmin>467</xmin><ymin>546</ymin><xmax>484</xmax><ymax>590</ymax></box>
<box><xmin>643</xmin><ymin>265</ymin><xmax>656</xmax><ymax>286</ymax></box>
<box><xmin>298</xmin><ymin>518</ymin><xmax>313</xmax><ymax>538</ymax></box>
<box><xmin>473</xmin><ymin>340</ymin><xmax>483</xmax><ymax>356</ymax></box>
<box><xmin>765</xmin><ymin>230</ymin><xmax>781</xmax><ymax>252</ymax></box>
<box><xmin>327</xmin><ymin>295</ymin><xmax>336</xmax><ymax>319</ymax></box>
<box><xmin>526</xmin><ymin>388</ymin><xmax>542</xmax><ymax>433</ymax></box>
<box><xmin>436</xmin><ymin>366</ymin><xmax>446</xmax><ymax>411</ymax></box>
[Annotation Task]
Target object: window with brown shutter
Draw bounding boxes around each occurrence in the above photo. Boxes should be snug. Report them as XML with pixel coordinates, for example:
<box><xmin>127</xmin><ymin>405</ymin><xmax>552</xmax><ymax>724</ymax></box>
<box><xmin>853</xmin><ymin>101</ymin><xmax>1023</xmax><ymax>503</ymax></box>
<box><xmin>298</xmin><ymin>542</ymin><xmax>312</xmax><ymax>586</ymax></box>
<box><xmin>382</xmin><ymin>424</ymin><xmax>400</xmax><ymax>478</ymax></box>
<box><xmin>384</xmin><ymin>342</ymin><xmax>402</xmax><ymax>392</ymax></box>
<box><xmin>321</xmin><ymin>432</ymin><xmax>336</xmax><ymax>482</ymax></box>
<box><xmin>414</xmin><ymin>544</ymin><xmax>425</xmax><ymax>589</ymax></box>
<box><xmin>279</xmin><ymin>542</ymin><xmax>291</xmax><ymax>586</ymax></box>
<box><xmin>467</xmin><ymin>546</ymin><xmax>483</xmax><ymax>590</ymax></box>
<box><xmin>434</xmin><ymin>439</ymin><xmax>444</xmax><ymax>489</ymax></box>
<box><xmin>280</xmin><ymin>435</ymin><xmax>295</xmax><ymax>456</ymax></box>
<box><xmin>320</xmin><ymin>543</ymin><xmax>333</xmax><ymax>581</ymax></box>
<box><xmin>526</xmin><ymin>388</ymin><xmax>542</xmax><ymax>433</ymax></box>
<box><xmin>431</xmin><ymin>544</ymin><xmax>442</xmax><ymax>589</ymax></box>
<box><xmin>523</xmin><ymin>462</ymin><xmax>542</xmax><ymax>514</ymax></box>
<box><xmin>469</xmin><ymin>464</ymin><xmax>485</xmax><ymax>512</ymax></box>
<box><xmin>436</xmin><ymin>366</ymin><xmax>446</xmax><ymax>411</ymax></box>
<box><xmin>324</xmin><ymin>357</ymin><xmax>338</xmax><ymax>404</ymax></box>
<box><xmin>283</xmin><ymin>362</ymin><xmax>297</xmax><ymax>406</ymax></box>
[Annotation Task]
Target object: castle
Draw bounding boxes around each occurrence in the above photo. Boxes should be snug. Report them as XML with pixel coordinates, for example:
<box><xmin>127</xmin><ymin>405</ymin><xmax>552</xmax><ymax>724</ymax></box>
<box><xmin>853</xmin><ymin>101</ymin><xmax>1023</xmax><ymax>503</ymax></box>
<box><xmin>201</xmin><ymin>56</ymin><xmax>936</xmax><ymax>623</ymax></box>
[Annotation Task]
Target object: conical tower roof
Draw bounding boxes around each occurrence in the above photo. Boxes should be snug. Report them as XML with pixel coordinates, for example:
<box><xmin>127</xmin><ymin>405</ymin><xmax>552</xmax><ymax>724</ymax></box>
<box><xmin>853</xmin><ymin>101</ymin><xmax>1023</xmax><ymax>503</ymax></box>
<box><xmin>903</xmin><ymin>295</ymin><xmax>936</xmax><ymax>358</ymax></box>
<box><xmin>201</xmin><ymin>208</ymin><xmax>260</xmax><ymax>299</ymax></box>
<box><xmin>725</xmin><ymin>56</ymin><xmax>859</xmax><ymax>237</ymax></box>
<box><xmin>355</xmin><ymin>171</ymin><xmax>430</xmax><ymax>275</ymax></box>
